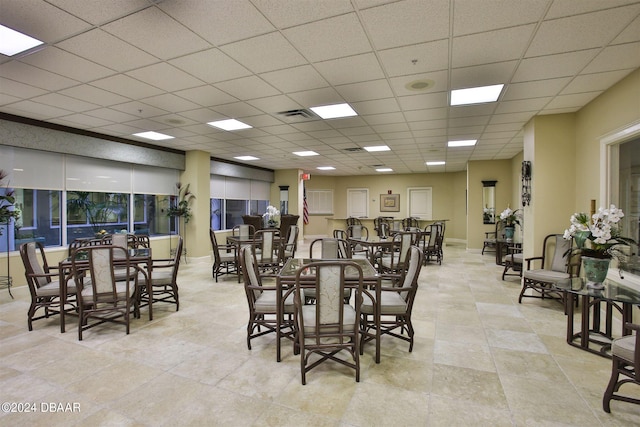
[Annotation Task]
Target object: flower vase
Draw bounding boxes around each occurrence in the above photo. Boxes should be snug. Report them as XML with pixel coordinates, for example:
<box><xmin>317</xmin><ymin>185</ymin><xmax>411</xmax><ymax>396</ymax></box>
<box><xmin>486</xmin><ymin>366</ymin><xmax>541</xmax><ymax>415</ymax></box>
<box><xmin>582</xmin><ymin>256</ymin><xmax>610</xmax><ymax>287</ymax></box>
<box><xmin>504</xmin><ymin>226</ymin><xmax>515</xmax><ymax>240</ymax></box>
<box><xmin>573</xmin><ymin>230</ymin><xmax>590</xmax><ymax>249</ymax></box>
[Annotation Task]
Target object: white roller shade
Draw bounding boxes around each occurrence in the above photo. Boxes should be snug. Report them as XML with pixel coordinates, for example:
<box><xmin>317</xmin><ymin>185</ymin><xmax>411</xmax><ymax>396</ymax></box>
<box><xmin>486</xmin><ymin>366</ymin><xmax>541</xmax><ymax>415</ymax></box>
<box><xmin>65</xmin><ymin>155</ymin><xmax>131</xmax><ymax>193</ymax></box>
<box><xmin>251</xmin><ymin>180</ymin><xmax>270</xmax><ymax>200</ymax></box>
<box><xmin>225</xmin><ymin>176</ymin><xmax>250</xmax><ymax>199</ymax></box>
<box><xmin>210</xmin><ymin>174</ymin><xmax>225</xmax><ymax>198</ymax></box>
<box><xmin>0</xmin><ymin>145</ymin><xmax>64</xmax><ymax>190</ymax></box>
<box><xmin>133</xmin><ymin>165</ymin><xmax>179</xmax><ymax>195</ymax></box>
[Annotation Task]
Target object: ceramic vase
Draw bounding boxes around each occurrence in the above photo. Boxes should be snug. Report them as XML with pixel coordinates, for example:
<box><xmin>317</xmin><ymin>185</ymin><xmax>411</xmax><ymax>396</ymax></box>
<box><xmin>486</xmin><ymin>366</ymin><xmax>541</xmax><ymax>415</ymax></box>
<box><xmin>582</xmin><ymin>256</ymin><xmax>610</xmax><ymax>284</ymax></box>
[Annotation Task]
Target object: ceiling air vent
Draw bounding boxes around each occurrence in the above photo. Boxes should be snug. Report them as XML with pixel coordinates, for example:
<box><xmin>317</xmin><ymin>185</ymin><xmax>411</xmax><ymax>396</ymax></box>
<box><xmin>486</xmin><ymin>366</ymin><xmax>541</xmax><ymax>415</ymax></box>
<box><xmin>343</xmin><ymin>147</ymin><xmax>364</xmax><ymax>152</ymax></box>
<box><xmin>277</xmin><ymin>109</ymin><xmax>318</xmax><ymax>122</ymax></box>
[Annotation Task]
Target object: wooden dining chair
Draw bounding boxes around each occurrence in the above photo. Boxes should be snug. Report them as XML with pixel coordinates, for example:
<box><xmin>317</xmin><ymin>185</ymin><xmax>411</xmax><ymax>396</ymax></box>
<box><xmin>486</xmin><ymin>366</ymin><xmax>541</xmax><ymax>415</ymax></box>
<box><xmin>361</xmin><ymin>245</ymin><xmax>423</xmax><ymax>362</ymax></box>
<box><xmin>293</xmin><ymin>260</ymin><xmax>366</xmax><ymax>385</ymax></box>
<box><xmin>20</xmin><ymin>241</ymin><xmax>77</xmax><ymax>331</ymax></box>
<box><xmin>71</xmin><ymin>245</ymin><xmax>137</xmax><ymax>340</ymax></box>
<box><xmin>240</xmin><ymin>245</ymin><xmax>295</xmax><ymax>350</ymax></box>
<box><xmin>143</xmin><ymin>236</ymin><xmax>181</xmax><ymax>316</ymax></box>
<box><xmin>210</xmin><ymin>229</ymin><xmax>237</xmax><ymax>282</ymax></box>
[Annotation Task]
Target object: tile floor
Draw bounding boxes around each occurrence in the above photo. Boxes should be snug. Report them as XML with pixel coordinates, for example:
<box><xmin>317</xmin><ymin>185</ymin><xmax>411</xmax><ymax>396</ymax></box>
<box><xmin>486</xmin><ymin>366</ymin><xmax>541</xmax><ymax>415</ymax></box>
<box><xmin>1</xmin><ymin>241</ymin><xmax>640</xmax><ymax>426</ymax></box>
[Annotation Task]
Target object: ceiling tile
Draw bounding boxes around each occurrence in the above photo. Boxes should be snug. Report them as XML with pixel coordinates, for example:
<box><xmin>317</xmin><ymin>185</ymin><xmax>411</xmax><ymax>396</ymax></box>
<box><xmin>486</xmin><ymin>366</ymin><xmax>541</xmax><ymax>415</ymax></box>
<box><xmin>512</xmin><ymin>50</ymin><xmax>599</xmax><ymax>82</ymax></box>
<box><xmin>126</xmin><ymin>63</ymin><xmax>203</xmax><ymax>92</ymax></box>
<box><xmin>19</xmin><ymin>47</ymin><xmax>114</xmax><ymax>82</ymax></box>
<box><xmin>215</xmin><ymin>76</ymin><xmax>280</xmax><ymax>100</ymax></box>
<box><xmin>452</xmin><ymin>25</ymin><xmax>535</xmax><ymax>68</ymax></box>
<box><xmin>102</xmin><ymin>7</ymin><xmax>211</xmax><ymax>60</ymax></box>
<box><xmin>169</xmin><ymin>49</ymin><xmax>251</xmax><ymax>84</ymax></box>
<box><xmin>260</xmin><ymin>65</ymin><xmax>328</xmax><ymax>93</ymax></box>
<box><xmin>57</xmin><ymin>29</ymin><xmax>158</xmax><ymax>72</ymax></box>
<box><xmin>314</xmin><ymin>53</ymin><xmax>385</xmax><ymax>86</ymax></box>
<box><xmin>91</xmin><ymin>74</ymin><xmax>163</xmax><ymax>99</ymax></box>
<box><xmin>283</xmin><ymin>13</ymin><xmax>372</xmax><ymax>62</ymax></box>
<box><xmin>452</xmin><ymin>0</ymin><xmax>548</xmax><ymax>36</ymax></box>
<box><xmin>221</xmin><ymin>32</ymin><xmax>307</xmax><ymax>73</ymax></box>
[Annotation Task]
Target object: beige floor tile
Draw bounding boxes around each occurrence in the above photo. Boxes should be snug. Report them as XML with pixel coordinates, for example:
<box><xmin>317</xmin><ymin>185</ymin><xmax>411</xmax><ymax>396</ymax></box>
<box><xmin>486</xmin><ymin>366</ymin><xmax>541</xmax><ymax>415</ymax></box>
<box><xmin>3</xmin><ymin>241</ymin><xmax>640</xmax><ymax>425</ymax></box>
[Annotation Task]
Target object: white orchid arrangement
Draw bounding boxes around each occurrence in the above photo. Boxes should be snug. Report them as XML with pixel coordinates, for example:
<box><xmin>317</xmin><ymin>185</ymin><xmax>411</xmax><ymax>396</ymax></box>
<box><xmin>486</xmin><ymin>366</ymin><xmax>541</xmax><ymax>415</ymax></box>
<box><xmin>563</xmin><ymin>204</ymin><xmax>635</xmax><ymax>258</ymax></box>
<box><xmin>499</xmin><ymin>207</ymin><xmax>521</xmax><ymax>227</ymax></box>
<box><xmin>263</xmin><ymin>205</ymin><xmax>280</xmax><ymax>226</ymax></box>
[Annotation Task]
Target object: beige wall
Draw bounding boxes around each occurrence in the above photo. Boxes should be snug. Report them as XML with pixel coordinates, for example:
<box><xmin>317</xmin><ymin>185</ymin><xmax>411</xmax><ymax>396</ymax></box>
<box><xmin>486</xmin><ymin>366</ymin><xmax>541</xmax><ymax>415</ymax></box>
<box><xmin>467</xmin><ymin>159</ymin><xmax>514</xmax><ymax>249</ymax></box>
<box><xmin>302</xmin><ymin>172</ymin><xmax>466</xmax><ymax>241</ymax></box>
<box><xmin>575</xmin><ymin>69</ymin><xmax>640</xmax><ymax>211</ymax></box>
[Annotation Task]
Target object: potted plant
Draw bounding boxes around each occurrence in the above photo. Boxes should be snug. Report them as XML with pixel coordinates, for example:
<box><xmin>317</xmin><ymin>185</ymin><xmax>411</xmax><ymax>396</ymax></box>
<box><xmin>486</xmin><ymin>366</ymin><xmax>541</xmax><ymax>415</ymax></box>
<box><xmin>563</xmin><ymin>204</ymin><xmax>636</xmax><ymax>286</ymax></box>
<box><xmin>262</xmin><ymin>205</ymin><xmax>280</xmax><ymax>228</ymax></box>
<box><xmin>499</xmin><ymin>207</ymin><xmax>521</xmax><ymax>240</ymax></box>
<box><xmin>167</xmin><ymin>183</ymin><xmax>195</xmax><ymax>224</ymax></box>
<box><xmin>0</xmin><ymin>170</ymin><xmax>20</xmax><ymax>236</ymax></box>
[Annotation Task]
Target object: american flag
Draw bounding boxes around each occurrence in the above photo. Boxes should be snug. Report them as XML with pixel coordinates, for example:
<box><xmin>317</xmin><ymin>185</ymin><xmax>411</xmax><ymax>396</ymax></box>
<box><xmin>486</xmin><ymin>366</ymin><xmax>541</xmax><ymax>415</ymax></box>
<box><xmin>303</xmin><ymin>186</ymin><xmax>309</xmax><ymax>225</ymax></box>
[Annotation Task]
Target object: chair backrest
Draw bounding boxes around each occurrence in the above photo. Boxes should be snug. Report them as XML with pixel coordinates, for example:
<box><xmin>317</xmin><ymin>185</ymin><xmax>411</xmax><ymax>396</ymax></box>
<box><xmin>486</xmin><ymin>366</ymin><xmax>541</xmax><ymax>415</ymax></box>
<box><xmin>395</xmin><ymin>231</ymin><xmax>414</xmax><ymax>262</ymax></box>
<box><xmin>399</xmin><ymin>246</ymin><xmax>423</xmax><ymax>301</ymax></box>
<box><xmin>170</xmin><ymin>236</ymin><xmax>183</xmax><ymax>277</ymax></box>
<box><xmin>209</xmin><ymin>229</ymin><xmax>221</xmax><ymax>263</ymax></box>
<box><xmin>333</xmin><ymin>229</ymin><xmax>347</xmax><ymax>239</ymax></box>
<box><xmin>426</xmin><ymin>223</ymin><xmax>442</xmax><ymax>247</ymax></box>
<box><xmin>242</xmin><ymin>215</ymin><xmax>263</xmax><ymax>235</ymax></box>
<box><xmin>379</xmin><ymin>222</ymin><xmax>390</xmax><ymax>238</ymax></box>
<box><xmin>283</xmin><ymin>225</ymin><xmax>299</xmax><ymax>258</ymax></box>
<box><xmin>74</xmin><ymin>245</ymin><xmax>131</xmax><ymax>304</ymax></box>
<box><xmin>309</xmin><ymin>238</ymin><xmax>351</xmax><ymax>259</ymax></box>
<box><xmin>346</xmin><ymin>217</ymin><xmax>362</xmax><ymax>227</ymax></box>
<box><xmin>295</xmin><ymin>260</ymin><xmax>363</xmax><ymax>340</ymax></box>
<box><xmin>403</xmin><ymin>217</ymin><xmax>419</xmax><ymax>229</ymax></box>
<box><xmin>109</xmin><ymin>233</ymin><xmax>131</xmax><ymax>260</ymax></box>
<box><xmin>233</xmin><ymin>224</ymin><xmax>254</xmax><ymax>238</ymax></box>
<box><xmin>279</xmin><ymin>214</ymin><xmax>300</xmax><ymax>236</ymax></box>
<box><xmin>20</xmin><ymin>241</ymin><xmax>51</xmax><ymax>289</ymax></box>
<box><xmin>254</xmin><ymin>228</ymin><xmax>279</xmax><ymax>264</ymax></box>
<box><xmin>239</xmin><ymin>245</ymin><xmax>263</xmax><ymax>303</ymax></box>
<box><xmin>347</xmin><ymin>224</ymin><xmax>369</xmax><ymax>240</ymax></box>
<box><xmin>549</xmin><ymin>234</ymin><xmax>572</xmax><ymax>272</ymax></box>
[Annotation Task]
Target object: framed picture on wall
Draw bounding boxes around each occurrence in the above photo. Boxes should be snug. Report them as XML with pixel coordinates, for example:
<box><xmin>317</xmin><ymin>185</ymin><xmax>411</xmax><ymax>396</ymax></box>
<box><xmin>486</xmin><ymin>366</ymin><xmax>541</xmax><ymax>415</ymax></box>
<box><xmin>380</xmin><ymin>194</ymin><xmax>400</xmax><ymax>212</ymax></box>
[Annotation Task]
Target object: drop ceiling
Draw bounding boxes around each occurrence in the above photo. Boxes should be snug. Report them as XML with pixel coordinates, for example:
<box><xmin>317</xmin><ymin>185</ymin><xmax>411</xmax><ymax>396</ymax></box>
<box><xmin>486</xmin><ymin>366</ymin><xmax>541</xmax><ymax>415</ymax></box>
<box><xmin>1</xmin><ymin>0</ymin><xmax>639</xmax><ymax>175</ymax></box>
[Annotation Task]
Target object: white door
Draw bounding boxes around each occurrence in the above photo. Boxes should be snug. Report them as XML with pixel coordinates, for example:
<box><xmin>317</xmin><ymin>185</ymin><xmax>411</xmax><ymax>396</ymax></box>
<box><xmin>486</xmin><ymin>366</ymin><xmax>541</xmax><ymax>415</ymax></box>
<box><xmin>408</xmin><ymin>187</ymin><xmax>432</xmax><ymax>219</ymax></box>
<box><xmin>347</xmin><ymin>188</ymin><xmax>368</xmax><ymax>218</ymax></box>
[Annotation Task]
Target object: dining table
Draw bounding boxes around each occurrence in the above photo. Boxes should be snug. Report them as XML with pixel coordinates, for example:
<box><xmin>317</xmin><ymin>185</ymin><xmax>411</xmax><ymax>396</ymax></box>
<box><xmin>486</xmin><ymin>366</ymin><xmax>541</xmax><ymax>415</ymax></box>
<box><xmin>276</xmin><ymin>257</ymin><xmax>382</xmax><ymax>363</ymax></box>
<box><xmin>58</xmin><ymin>247</ymin><xmax>152</xmax><ymax>333</ymax></box>
<box><xmin>227</xmin><ymin>234</ymin><xmax>283</xmax><ymax>281</ymax></box>
<box><xmin>556</xmin><ymin>276</ymin><xmax>640</xmax><ymax>358</ymax></box>
<box><xmin>347</xmin><ymin>236</ymin><xmax>396</xmax><ymax>264</ymax></box>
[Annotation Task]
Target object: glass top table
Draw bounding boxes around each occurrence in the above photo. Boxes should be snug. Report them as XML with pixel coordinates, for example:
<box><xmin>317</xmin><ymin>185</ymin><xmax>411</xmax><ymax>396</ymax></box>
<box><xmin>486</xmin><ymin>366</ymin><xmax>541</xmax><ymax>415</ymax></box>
<box><xmin>557</xmin><ymin>276</ymin><xmax>640</xmax><ymax>357</ymax></box>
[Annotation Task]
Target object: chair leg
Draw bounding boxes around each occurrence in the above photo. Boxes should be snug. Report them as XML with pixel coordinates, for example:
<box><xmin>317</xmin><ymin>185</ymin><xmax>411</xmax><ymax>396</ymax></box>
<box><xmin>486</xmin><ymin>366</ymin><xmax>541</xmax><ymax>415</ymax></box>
<box><xmin>603</xmin><ymin>358</ymin><xmax>620</xmax><ymax>413</ymax></box>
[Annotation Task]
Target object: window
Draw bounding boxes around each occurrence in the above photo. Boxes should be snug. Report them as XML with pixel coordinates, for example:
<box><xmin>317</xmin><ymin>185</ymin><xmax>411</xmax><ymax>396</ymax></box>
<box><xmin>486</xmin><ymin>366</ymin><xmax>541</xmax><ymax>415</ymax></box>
<box><xmin>306</xmin><ymin>190</ymin><xmax>333</xmax><ymax>215</ymax></box>
<box><xmin>7</xmin><ymin>189</ymin><xmax>62</xmax><ymax>249</ymax></box>
<box><xmin>133</xmin><ymin>194</ymin><xmax>171</xmax><ymax>236</ymax></box>
<box><xmin>210</xmin><ymin>174</ymin><xmax>271</xmax><ymax>231</ymax></box>
<box><xmin>66</xmin><ymin>191</ymin><xmax>128</xmax><ymax>241</ymax></box>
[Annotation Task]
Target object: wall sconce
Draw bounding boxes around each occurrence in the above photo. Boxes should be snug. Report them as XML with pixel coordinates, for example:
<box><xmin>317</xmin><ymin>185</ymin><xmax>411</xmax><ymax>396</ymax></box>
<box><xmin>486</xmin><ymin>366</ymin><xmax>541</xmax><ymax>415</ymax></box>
<box><xmin>522</xmin><ymin>161</ymin><xmax>531</xmax><ymax>206</ymax></box>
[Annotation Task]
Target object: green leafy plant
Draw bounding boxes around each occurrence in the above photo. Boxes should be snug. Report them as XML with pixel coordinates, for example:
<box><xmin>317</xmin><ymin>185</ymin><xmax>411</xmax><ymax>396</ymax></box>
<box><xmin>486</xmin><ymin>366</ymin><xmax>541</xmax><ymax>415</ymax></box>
<box><xmin>0</xmin><ymin>170</ymin><xmax>20</xmax><ymax>235</ymax></box>
<box><xmin>563</xmin><ymin>204</ymin><xmax>636</xmax><ymax>259</ymax></box>
<box><xmin>67</xmin><ymin>191</ymin><xmax>123</xmax><ymax>233</ymax></box>
<box><xmin>499</xmin><ymin>207</ymin><xmax>522</xmax><ymax>227</ymax></box>
<box><xmin>167</xmin><ymin>183</ymin><xmax>195</xmax><ymax>223</ymax></box>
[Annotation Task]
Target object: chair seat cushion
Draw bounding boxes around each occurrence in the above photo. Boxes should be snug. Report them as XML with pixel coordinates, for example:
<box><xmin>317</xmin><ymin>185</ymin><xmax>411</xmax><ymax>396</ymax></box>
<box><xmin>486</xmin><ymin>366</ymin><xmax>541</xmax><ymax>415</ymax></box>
<box><xmin>218</xmin><ymin>251</ymin><xmax>236</xmax><ymax>263</ymax></box>
<box><xmin>254</xmin><ymin>289</ymin><xmax>295</xmax><ymax>313</ymax></box>
<box><xmin>361</xmin><ymin>290</ymin><xmax>407</xmax><ymax>315</ymax></box>
<box><xmin>81</xmin><ymin>280</ymin><xmax>134</xmax><ymax>302</ymax></box>
<box><xmin>502</xmin><ymin>253</ymin><xmax>523</xmax><ymax>264</ymax></box>
<box><xmin>145</xmin><ymin>270</ymin><xmax>173</xmax><ymax>286</ymax></box>
<box><xmin>300</xmin><ymin>304</ymin><xmax>356</xmax><ymax>333</ymax></box>
<box><xmin>36</xmin><ymin>279</ymin><xmax>77</xmax><ymax>297</ymax></box>
<box><xmin>612</xmin><ymin>335</ymin><xmax>635</xmax><ymax>363</ymax></box>
<box><xmin>523</xmin><ymin>269</ymin><xmax>569</xmax><ymax>283</ymax></box>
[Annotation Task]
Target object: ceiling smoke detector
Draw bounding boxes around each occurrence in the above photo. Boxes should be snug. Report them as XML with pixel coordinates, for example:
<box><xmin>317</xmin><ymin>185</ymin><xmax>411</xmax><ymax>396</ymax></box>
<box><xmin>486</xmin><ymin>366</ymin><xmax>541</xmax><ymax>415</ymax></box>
<box><xmin>405</xmin><ymin>79</ymin><xmax>435</xmax><ymax>92</ymax></box>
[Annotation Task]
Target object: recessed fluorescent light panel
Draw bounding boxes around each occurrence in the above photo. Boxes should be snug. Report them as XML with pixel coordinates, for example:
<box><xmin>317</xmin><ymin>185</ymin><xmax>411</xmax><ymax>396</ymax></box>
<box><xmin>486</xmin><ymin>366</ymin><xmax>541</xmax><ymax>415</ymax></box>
<box><xmin>364</xmin><ymin>145</ymin><xmax>390</xmax><ymax>152</ymax></box>
<box><xmin>293</xmin><ymin>151</ymin><xmax>319</xmax><ymax>157</ymax></box>
<box><xmin>234</xmin><ymin>156</ymin><xmax>259</xmax><ymax>161</ymax></box>
<box><xmin>317</xmin><ymin>166</ymin><xmax>335</xmax><ymax>170</ymax></box>
<box><xmin>309</xmin><ymin>103</ymin><xmax>357</xmax><ymax>119</ymax></box>
<box><xmin>376</xmin><ymin>168</ymin><xmax>393</xmax><ymax>172</ymax></box>
<box><xmin>450</xmin><ymin>84</ymin><xmax>504</xmax><ymax>106</ymax></box>
<box><xmin>426</xmin><ymin>161</ymin><xmax>446</xmax><ymax>166</ymax></box>
<box><xmin>207</xmin><ymin>119</ymin><xmax>252</xmax><ymax>131</ymax></box>
<box><xmin>133</xmin><ymin>131</ymin><xmax>174</xmax><ymax>141</ymax></box>
<box><xmin>448</xmin><ymin>140</ymin><xmax>477</xmax><ymax>147</ymax></box>
<box><xmin>0</xmin><ymin>24</ymin><xmax>43</xmax><ymax>56</ymax></box>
